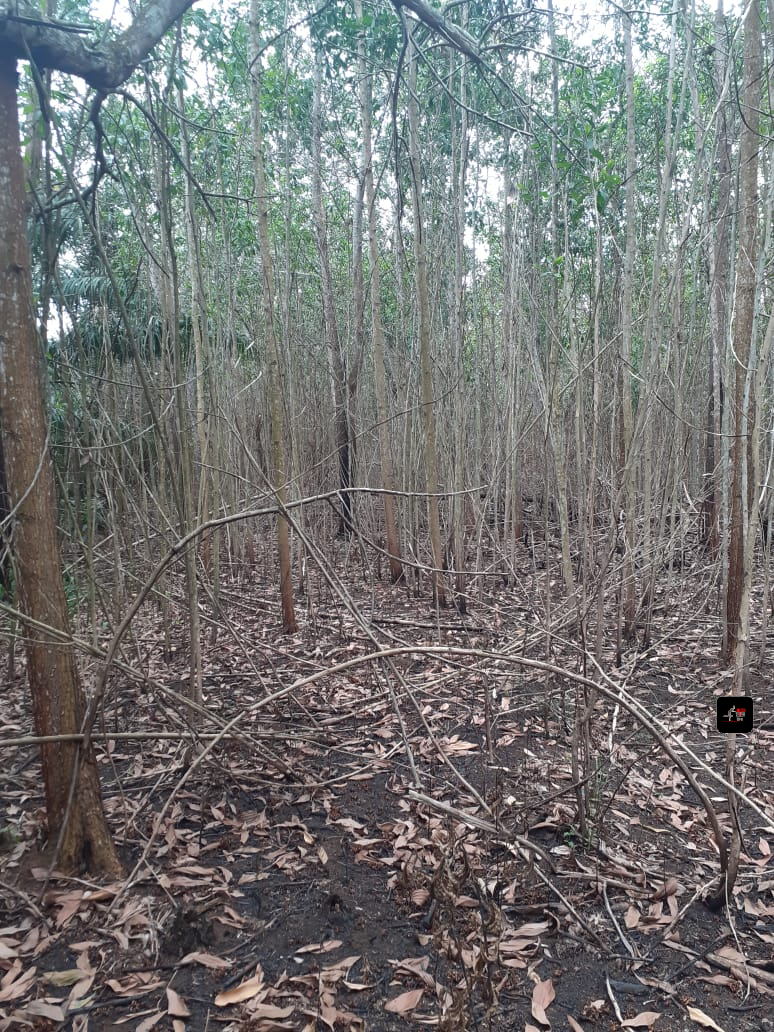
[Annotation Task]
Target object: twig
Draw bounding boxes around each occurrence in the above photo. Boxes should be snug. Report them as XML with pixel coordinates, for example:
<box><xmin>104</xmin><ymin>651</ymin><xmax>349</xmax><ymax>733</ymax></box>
<box><xmin>528</xmin><ymin>857</ymin><xmax>609</xmax><ymax>953</ymax></box>
<box><xmin>606</xmin><ymin>974</ymin><xmax>624</xmax><ymax>1024</ymax></box>
<box><xmin>601</xmin><ymin>879</ymin><xmax>637</xmax><ymax>959</ymax></box>
<box><xmin>407</xmin><ymin>790</ymin><xmax>555</xmax><ymax>872</ymax></box>
<box><xmin>0</xmin><ymin>878</ymin><xmax>50</xmax><ymax>925</ymax></box>
<box><xmin>667</xmin><ymin>931</ymin><xmax>731</xmax><ymax>981</ymax></box>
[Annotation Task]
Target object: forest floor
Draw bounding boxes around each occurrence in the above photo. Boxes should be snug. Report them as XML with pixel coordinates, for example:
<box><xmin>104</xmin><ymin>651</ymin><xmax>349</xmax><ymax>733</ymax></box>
<box><xmin>2</xmin><ymin>533</ymin><xmax>774</xmax><ymax>1032</ymax></box>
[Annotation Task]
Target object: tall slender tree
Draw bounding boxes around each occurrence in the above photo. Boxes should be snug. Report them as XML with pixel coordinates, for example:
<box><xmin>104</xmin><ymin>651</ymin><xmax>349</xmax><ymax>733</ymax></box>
<box><xmin>725</xmin><ymin>0</ymin><xmax>761</xmax><ymax>662</ymax></box>
<box><xmin>407</xmin><ymin>23</ymin><xmax>446</xmax><ymax>606</ymax></box>
<box><xmin>249</xmin><ymin>0</ymin><xmax>296</xmax><ymax>633</ymax></box>
<box><xmin>311</xmin><ymin>49</ymin><xmax>354</xmax><ymax>537</ymax></box>
<box><xmin>357</xmin><ymin>0</ymin><xmax>404</xmax><ymax>582</ymax></box>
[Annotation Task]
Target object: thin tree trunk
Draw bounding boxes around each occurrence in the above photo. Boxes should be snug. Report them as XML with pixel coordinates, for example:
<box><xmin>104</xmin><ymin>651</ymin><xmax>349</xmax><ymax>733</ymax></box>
<box><xmin>249</xmin><ymin>0</ymin><xmax>296</xmax><ymax>633</ymax></box>
<box><xmin>707</xmin><ymin>1</ymin><xmax>730</xmax><ymax>571</ymax></box>
<box><xmin>546</xmin><ymin>0</ymin><xmax>575</xmax><ymax>600</ymax></box>
<box><xmin>449</xmin><ymin>40</ymin><xmax>469</xmax><ymax>613</ymax></box>
<box><xmin>619</xmin><ymin>10</ymin><xmax>637</xmax><ymax>640</ymax></box>
<box><xmin>408</xmin><ymin>28</ymin><xmax>446</xmax><ymax>606</ymax></box>
<box><xmin>149</xmin><ymin>74</ymin><xmax>203</xmax><ymax>708</ymax></box>
<box><xmin>725</xmin><ymin>0</ymin><xmax>761</xmax><ymax>661</ymax></box>
<box><xmin>178</xmin><ymin>80</ymin><xmax>214</xmax><ymax>576</ymax></box>
<box><xmin>311</xmin><ymin>51</ymin><xmax>353</xmax><ymax>537</ymax></box>
<box><xmin>357</xmin><ymin>0</ymin><xmax>403</xmax><ymax>582</ymax></box>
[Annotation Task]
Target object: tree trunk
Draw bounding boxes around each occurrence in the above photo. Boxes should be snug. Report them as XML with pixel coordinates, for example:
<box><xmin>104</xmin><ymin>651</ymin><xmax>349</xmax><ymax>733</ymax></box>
<box><xmin>311</xmin><ymin>51</ymin><xmax>353</xmax><ymax>537</ymax></box>
<box><xmin>449</xmin><ymin>39</ymin><xmax>469</xmax><ymax>614</ymax></box>
<box><xmin>408</xmin><ymin>29</ymin><xmax>446</xmax><ymax>607</ymax></box>
<box><xmin>357</xmin><ymin>0</ymin><xmax>403</xmax><ymax>582</ymax></box>
<box><xmin>619</xmin><ymin>10</ymin><xmax>637</xmax><ymax>640</ymax></box>
<box><xmin>0</xmin><ymin>49</ymin><xmax>121</xmax><ymax>876</ymax></box>
<box><xmin>725</xmin><ymin>0</ymin><xmax>761</xmax><ymax>661</ymax></box>
<box><xmin>249</xmin><ymin>0</ymin><xmax>296</xmax><ymax>633</ymax></box>
<box><xmin>704</xmin><ymin>2</ymin><xmax>730</xmax><ymax>560</ymax></box>
<box><xmin>546</xmin><ymin>0</ymin><xmax>575</xmax><ymax>601</ymax></box>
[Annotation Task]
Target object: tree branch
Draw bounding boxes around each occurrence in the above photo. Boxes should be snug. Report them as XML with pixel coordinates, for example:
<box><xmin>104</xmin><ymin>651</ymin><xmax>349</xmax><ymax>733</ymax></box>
<box><xmin>392</xmin><ymin>0</ymin><xmax>481</xmax><ymax>62</ymax></box>
<box><xmin>0</xmin><ymin>0</ymin><xmax>197</xmax><ymax>89</ymax></box>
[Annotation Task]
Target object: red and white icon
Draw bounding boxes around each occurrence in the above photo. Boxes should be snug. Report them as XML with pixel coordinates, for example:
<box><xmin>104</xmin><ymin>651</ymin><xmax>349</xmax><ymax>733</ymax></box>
<box><xmin>724</xmin><ymin>706</ymin><xmax>746</xmax><ymax>721</ymax></box>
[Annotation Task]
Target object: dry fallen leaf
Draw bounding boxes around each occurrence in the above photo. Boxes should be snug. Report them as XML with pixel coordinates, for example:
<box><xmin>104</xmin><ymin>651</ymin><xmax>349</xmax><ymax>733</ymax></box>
<box><xmin>624</xmin><ymin>905</ymin><xmax>641</xmax><ymax>929</ymax></box>
<box><xmin>686</xmin><ymin>1006</ymin><xmax>726</xmax><ymax>1031</ymax></box>
<box><xmin>247</xmin><ymin>1002</ymin><xmax>295</xmax><ymax>1020</ymax></box>
<box><xmin>16</xmin><ymin>1001</ymin><xmax>65</xmax><ymax>1021</ymax></box>
<box><xmin>215</xmin><ymin>971</ymin><xmax>265</xmax><ymax>1006</ymax></box>
<box><xmin>621</xmin><ymin>1011</ymin><xmax>661</xmax><ymax>1028</ymax></box>
<box><xmin>166</xmin><ymin>987</ymin><xmax>190</xmax><ymax>1018</ymax></box>
<box><xmin>567</xmin><ymin>1018</ymin><xmax>585</xmax><ymax>1032</ymax></box>
<box><xmin>385</xmin><ymin>987</ymin><xmax>424</xmax><ymax>1014</ymax></box>
<box><xmin>180</xmin><ymin>951</ymin><xmax>232</xmax><ymax>970</ymax></box>
<box><xmin>652</xmin><ymin>878</ymin><xmax>679</xmax><ymax>901</ymax></box>
<box><xmin>295</xmin><ymin>940</ymin><xmax>342</xmax><ymax>955</ymax></box>
<box><xmin>0</xmin><ymin>964</ymin><xmax>36</xmax><ymax>1003</ymax></box>
<box><xmin>135</xmin><ymin>1013</ymin><xmax>164</xmax><ymax>1032</ymax></box>
<box><xmin>531</xmin><ymin>977</ymin><xmax>555</xmax><ymax>1026</ymax></box>
<box><xmin>42</xmin><ymin>969</ymin><xmax>84</xmax><ymax>987</ymax></box>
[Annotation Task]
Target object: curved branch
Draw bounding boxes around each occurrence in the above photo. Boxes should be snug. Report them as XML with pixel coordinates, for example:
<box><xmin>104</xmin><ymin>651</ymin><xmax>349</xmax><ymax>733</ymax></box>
<box><xmin>0</xmin><ymin>0</ymin><xmax>196</xmax><ymax>89</ymax></box>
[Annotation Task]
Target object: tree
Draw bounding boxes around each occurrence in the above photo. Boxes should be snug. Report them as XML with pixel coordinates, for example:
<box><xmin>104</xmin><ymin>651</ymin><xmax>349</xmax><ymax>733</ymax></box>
<box><xmin>618</xmin><ymin>8</ymin><xmax>637</xmax><ymax>643</ymax></box>
<box><xmin>249</xmin><ymin>0</ymin><xmax>297</xmax><ymax>634</ymax></box>
<box><xmin>702</xmin><ymin>1</ymin><xmax>731</xmax><ymax>559</ymax></box>
<box><xmin>357</xmin><ymin>0</ymin><xmax>404</xmax><ymax>583</ymax></box>
<box><xmin>311</xmin><ymin>48</ymin><xmax>354</xmax><ymax>537</ymax></box>
<box><xmin>0</xmin><ymin>0</ymin><xmax>195</xmax><ymax>875</ymax></box>
<box><xmin>407</xmin><ymin>21</ymin><xmax>446</xmax><ymax>607</ymax></box>
<box><xmin>724</xmin><ymin>0</ymin><xmax>761</xmax><ymax>663</ymax></box>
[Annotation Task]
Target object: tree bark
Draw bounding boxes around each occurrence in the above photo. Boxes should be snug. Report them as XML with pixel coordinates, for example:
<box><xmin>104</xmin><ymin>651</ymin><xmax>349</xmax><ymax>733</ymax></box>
<box><xmin>357</xmin><ymin>0</ymin><xmax>403</xmax><ymax>582</ymax></box>
<box><xmin>725</xmin><ymin>0</ymin><xmax>761</xmax><ymax>661</ymax></box>
<box><xmin>311</xmin><ymin>51</ymin><xmax>353</xmax><ymax>537</ymax></box>
<box><xmin>249</xmin><ymin>0</ymin><xmax>296</xmax><ymax>633</ymax></box>
<box><xmin>546</xmin><ymin>0</ymin><xmax>575</xmax><ymax>600</ymax></box>
<box><xmin>408</xmin><ymin>28</ymin><xmax>446</xmax><ymax>607</ymax></box>
<box><xmin>0</xmin><ymin>0</ymin><xmax>195</xmax><ymax>89</ymax></box>
<box><xmin>0</xmin><ymin>49</ymin><xmax>121</xmax><ymax>876</ymax></box>
<box><xmin>619</xmin><ymin>10</ymin><xmax>637</xmax><ymax>641</ymax></box>
<box><xmin>703</xmin><ymin>4</ymin><xmax>731</xmax><ymax>559</ymax></box>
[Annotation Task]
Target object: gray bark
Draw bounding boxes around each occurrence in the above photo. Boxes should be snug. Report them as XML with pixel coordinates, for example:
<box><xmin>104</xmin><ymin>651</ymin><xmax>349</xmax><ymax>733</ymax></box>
<box><xmin>0</xmin><ymin>0</ymin><xmax>195</xmax><ymax>88</ymax></box>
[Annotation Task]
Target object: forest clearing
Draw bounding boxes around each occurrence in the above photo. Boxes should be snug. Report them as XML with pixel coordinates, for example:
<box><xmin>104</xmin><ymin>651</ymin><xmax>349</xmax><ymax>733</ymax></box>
<box><xmin>1</xmin><ymin>0</ymin><xmax>774</xmax><ymax>1030</ymax></box>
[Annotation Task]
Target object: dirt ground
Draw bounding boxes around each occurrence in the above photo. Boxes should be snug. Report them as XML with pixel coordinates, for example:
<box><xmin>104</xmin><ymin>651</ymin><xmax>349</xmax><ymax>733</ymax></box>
<box><xmin>2</xmin><ymin>536</ymin><xmax>774</xmax><ymax>1031</ymax></box>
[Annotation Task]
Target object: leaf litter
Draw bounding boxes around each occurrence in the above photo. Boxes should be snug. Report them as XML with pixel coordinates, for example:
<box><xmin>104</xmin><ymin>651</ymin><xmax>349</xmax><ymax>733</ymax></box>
<box><xmin>1</xmin><ymin>553</ymin><xmax>774</xmax><ymax>1030</ymax></box>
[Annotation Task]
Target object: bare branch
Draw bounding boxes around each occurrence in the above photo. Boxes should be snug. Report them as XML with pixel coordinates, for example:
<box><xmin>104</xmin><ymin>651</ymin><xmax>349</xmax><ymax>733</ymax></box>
<box><xmin>392</xmin><ymin>0</ymin><xmax>481</xmax><ymax>62</ymax></box>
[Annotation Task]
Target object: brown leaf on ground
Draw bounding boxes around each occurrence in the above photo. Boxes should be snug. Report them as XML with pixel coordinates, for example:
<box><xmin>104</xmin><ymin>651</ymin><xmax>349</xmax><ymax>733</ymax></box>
<box><xmin>180</xmin><ymin>951</ymin><xmax>231</xmax><ymax>969</ymax></box>
<box><xmin>215</xmin><ymin>968</ymin><xmax>265</xmax><ymax>1006</ymax></box>
<box><xmin>686</xmin><ymin>1006</ymin><xmax>726</xmax><ymax>1030</ymax></box>
<box><xmin>295</xmin><ymin>939</ymin><xmax>342</xmax><ymax>954</ymax></box>
<box><xmin>621</xmin><ymin>1011</ymin><xmax>661</xmax><ymax>1028</ymax></box>
<box><xmin>530</xmin><ymin>977</ymin><xmax>555</xmax><ymax>1026</ymax></box>
<box><xmin>166</xmin><ymin>986</ymin><xmax>191</xmax><ymax>1017</ymax></box>
<box><xmin>385</xmin><ymin>987</ymin><xmax>424</xmax><ymax>1013</ymax></box>
<box><xmin>0</xmin><ymin>964</ymin><xmax>35</xmax><ymax>1003</ymax></box>
<box><xmin>134</xmin><ymin>1013</ymin><xmax>164</xmax><ymax>1032</ymax></box>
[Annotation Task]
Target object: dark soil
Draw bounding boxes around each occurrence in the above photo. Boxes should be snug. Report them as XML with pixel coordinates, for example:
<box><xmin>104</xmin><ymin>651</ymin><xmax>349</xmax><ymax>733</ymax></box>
<box><xmin>2</xmin><ymin>538</ymin><xmax>774</xmax><ymax>1031</ymax></box>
